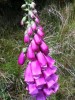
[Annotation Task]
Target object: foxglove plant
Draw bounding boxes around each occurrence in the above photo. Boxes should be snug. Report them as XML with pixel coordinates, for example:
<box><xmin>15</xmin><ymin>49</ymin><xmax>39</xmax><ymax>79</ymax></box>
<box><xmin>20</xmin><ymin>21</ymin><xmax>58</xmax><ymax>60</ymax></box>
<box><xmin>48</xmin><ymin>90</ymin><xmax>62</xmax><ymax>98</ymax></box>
<box><xmin>18</xmin><ymin>0</ymin><xmax>59</xmax><ymax>100</ymax></box>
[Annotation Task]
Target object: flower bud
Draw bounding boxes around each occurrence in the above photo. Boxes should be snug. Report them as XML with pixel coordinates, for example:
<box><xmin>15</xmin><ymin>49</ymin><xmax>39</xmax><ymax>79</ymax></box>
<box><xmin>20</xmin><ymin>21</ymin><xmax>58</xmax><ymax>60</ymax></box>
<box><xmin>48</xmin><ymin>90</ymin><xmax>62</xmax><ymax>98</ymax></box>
<box><xmin>27</xmin><ymin>25</ymin><xmax>33</xmax><ymax>36</ymax></box>
<box><xmin>21</xmin><ymin>4</ymin><xmax>26</xmax><ymax>9</ymax></box>
<box><xmin>27</xmin><ymin>45</ymin><xmax>35</xmax><ymax>60</ymax></box>
<box><xmin>34</xmin><ymin>34</ymin><xmax>42</xmax><ymax>45</ymax></box>
<box><xmin>31</xmin><ymin>21</ymin><xmax>37</xmax><ymax>31</ymax></box>
<box><xmin>20</xmin><ymin>16</ymin><xmax>26</xmax><ymax>26</ymax></box>
<box><xmin>45</xmin><ymin>56</ymin><xmax>55</xmax><ymax>68</ymax></box>
<box><xmin>37</xmin><ymin>29</ymin><xmax>44</xmax><ymax>38</ymax></box>
<box><xmin>31</xmin><ymin>39</ymin><xmax>39</xmax><ymax>52</ymax></box>
<box><xmin>40</xmin><ymin>41</ymin><xmax>49</xmax><ymax>55</ymax></box>
<box><xmin>24</xmin><ymin>34</ymin><xmax>30</xmax><ymax>43</ymax></box>
<box><xmin>29</xmin><ymin>2</ymin><xmax>36</xmax><ymax>9</ymax></box>
<box><xmin>33</xmin><ymin>9</ymin><xmax>37</xmax><ymax>14</ymax></box>
<box><xmin>35</xmin><ymin>17</ymin><xmax>40</xmax><ymax>24</ymax></box>
<box><xmin>36</xmin><ymin>52</ymin><xmax>47</xmax><ymax>68</ymax></box>
<box><xmin>28</xmin><ymin>11</ymin><xmax>35</xmax><ymax>18</ymax></box>
<box><xmin>38</xmin><ymin>25</ymin><xmax>43</xmax><ymax>31</ymax></box>
<box><xmin>18</xmin><ymin>52</ymin><xmax>25</xmax><ymax>65</ymax></box>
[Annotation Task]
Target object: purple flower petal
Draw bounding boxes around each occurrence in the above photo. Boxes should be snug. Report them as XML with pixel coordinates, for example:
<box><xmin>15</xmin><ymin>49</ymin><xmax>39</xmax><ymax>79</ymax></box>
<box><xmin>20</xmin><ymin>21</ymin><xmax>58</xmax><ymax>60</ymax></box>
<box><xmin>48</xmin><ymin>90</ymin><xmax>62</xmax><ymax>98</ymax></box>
<box><xmin>28</xmin><ymin>84</ymin><xmax>39</xmax><ymax>95</ymax></box>
<box><xmin>36</xmin><ymin>91</ymin><xmax>46</xmax><ymax>100</ymax></box>
<box><xmin>43</xmin><ymin>67</ymin><xmax>54</xmax><ymax>81</ymax></box>
<box><xmin>37</xmin><ymin>52</ymin><xmax>47</xmax><ymax>68</ymax></box>
<box><xmin>50</xmin><ymin>74</ymin><xmax>59</xmax><ymax>82</ymax></box>
<box><xmin>51</xmin><ymin>66</ymin><xmax>57</xmax><ymax>74</ymax></box>
<box><xmin>35</xmin><ymin>76</ymin><xmax>46</xmax><ymax>88</ymax></box>
<box><xmin>52</xmin><ymin>83</ymin><xmax>59</xmax><ymax>93</ymax></box>
<box><xmin>24</xmin><ymin>62</ymin><xmax>34</xmax><ymax>83</ymax></box>
<box><xmin>27</xmin><ymin>26</ymin><xmax>33</xmax><ymax>36</ymax></box>
<box><xmin>37</xmin><ymin>29</ymin><xmax>44</xmax><ymax>38</ymax></box>
<box><xmin>31</xmin><ymin>22</ymin><xmax>37</xmax><ymax>31</ymax></box>
<box><xmin>45</xmin><ymin>56</ymin><xmax>55</xmax><ymax>68</ymax></box>
<box><xmin>24</xmin><ymin>34</ymin><xmax>30</xmax><ymax>43</ymax></box>
<box><xmin>31</xmin><ymin>39</ymin><xmax>39</xmax><ymax>52</ymax></box>
<box><xmin>43</xmin><ymin>88</ymin><xmax>54</xmax><ymax>96</ymax></box>
<box><xmin>31</xmin><ymin>60</ymin><xmax>42</xmax><ymax>78</ymax></box>
<box><xmin>46</xmin><ymin>79</ymin><xmax>55</xmax><ymax>89</ymax></box>
<box><xmin>40</xmin><ymin>41</ymin><xmax>49</xmax><ymax>55</ymax></box>
<box><xmin>34</xmin><ymin>34</ymin><xmax>42</xmax><ymax>45</ymax></box>
<box><xmin>27</xmin><ymin>45</ymin><xmax>35</xmax><ymax>60</ymax></box>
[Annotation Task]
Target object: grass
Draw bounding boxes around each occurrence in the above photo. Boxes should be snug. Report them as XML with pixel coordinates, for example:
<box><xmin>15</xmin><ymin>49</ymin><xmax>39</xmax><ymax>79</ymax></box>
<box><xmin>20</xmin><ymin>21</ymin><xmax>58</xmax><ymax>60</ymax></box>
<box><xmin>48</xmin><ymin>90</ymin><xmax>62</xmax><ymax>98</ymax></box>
<box><xmin>0</xmin><ymin>1</ymin><xmax>75</xmax><ymax>100</ymax></box>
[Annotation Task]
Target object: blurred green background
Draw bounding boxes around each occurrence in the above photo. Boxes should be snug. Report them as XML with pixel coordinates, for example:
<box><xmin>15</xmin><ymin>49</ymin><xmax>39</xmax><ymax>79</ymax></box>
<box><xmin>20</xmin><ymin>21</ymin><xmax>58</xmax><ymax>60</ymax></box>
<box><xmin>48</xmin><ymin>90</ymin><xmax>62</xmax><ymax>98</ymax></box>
<box><xmin>0</xmin><ymin>0</ymin><xmax>75</xmax><ymax>100</ymax></box>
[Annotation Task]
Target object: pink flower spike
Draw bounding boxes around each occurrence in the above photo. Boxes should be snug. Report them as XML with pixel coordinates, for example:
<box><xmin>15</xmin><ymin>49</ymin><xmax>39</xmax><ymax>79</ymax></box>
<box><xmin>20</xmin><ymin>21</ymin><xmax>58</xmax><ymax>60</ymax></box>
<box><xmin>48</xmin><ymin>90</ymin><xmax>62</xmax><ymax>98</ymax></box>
<box><xmin>31</xmin><ymin>39</ymin><xmax>39</xmax><ymax>52</ymax></box>
<box><xmin>31</xmin><ymin>60</ymin><xmax>41</xmax><ymax>78</ymax></box>
<box><xmin>27</xmin><ymin>26</ymin><xmax>33</xmax><ymax>36</ymax></box>
<box><xmin>37</xmin><ymin>29</ymin><xmax>44</xmax><ymax>38</ymax></box>
<box><xmin>24</xmin><ymin>34</ymin><xmax>30</xmax><ymax>43</ymax></box>
<box><xmin>40</xmin><ymin>41</ymin><xmax>49</xmax><ymax>55</ymax></box>
<box><xmin>18</xmin><ymin>52</ymin><xmax>25</xmax><ymax>65</ymax></box>
<box><xmin>34</xmin><ymin>34</ymin><xmax>42</xmax><ymax>45</ymax></box>
<box><xmin>28</xmin><ymin>84</ymin><xmax>38</xmax><ymax>95</ymax></box>
<box><xmin>24</xmin><ymin>62</ymin><xmax>34</xmax><ymax>83</ymax></box>
<box><xmin>27</xmin><ymin>45</ymin><xmax>35</xmax><ymax>60</ymax></box>
<box><xmin>36</xmin><ymin>52</ymin><xmax>47</xmax><ymax>67</ymax></box>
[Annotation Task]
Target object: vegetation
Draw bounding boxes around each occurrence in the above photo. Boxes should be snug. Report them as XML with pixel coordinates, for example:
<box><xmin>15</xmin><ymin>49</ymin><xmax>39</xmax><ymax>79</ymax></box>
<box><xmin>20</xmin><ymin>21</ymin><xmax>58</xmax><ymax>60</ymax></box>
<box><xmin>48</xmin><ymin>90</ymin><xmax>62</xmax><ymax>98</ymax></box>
<box><xmin>0</xmin><ymin>0</ymin><xmax>75</xmax><ymax>100</ymax></box>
